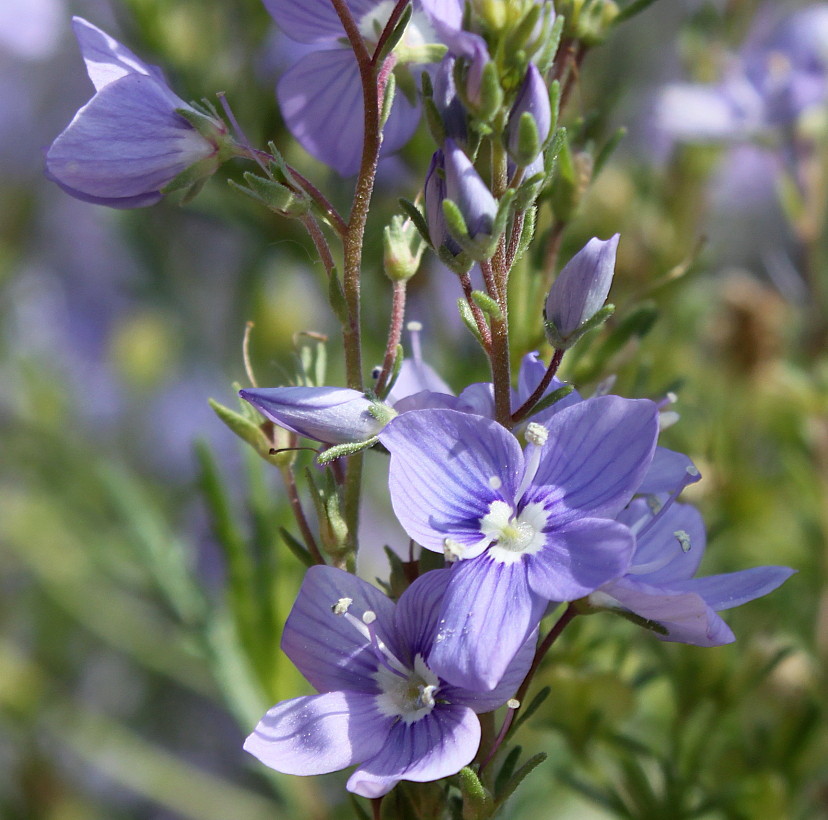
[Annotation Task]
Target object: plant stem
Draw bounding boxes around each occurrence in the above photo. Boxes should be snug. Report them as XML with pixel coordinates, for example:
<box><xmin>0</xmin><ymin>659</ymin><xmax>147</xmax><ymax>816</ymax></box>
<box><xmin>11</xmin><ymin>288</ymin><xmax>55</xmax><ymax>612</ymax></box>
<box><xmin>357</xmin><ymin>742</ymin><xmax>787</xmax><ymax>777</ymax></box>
<box><xmin>371</xmin><ymin>0</ymin><xmax>412</xmax><ymax>64</ymax></box>
<box><xmin>374</xmin><ymin>280</ymin><xmax>408</xmax><ymax>396</ymax></box>
<box><xmin>482</xmin><ymin>259</ymin><xmax>512</xmax><ymax>428</ymax></box>
<box><xmin>280</xmin><ymin>461</ymin><xmax>324</xmax><ymax>565</ymax></box>
<box><xmin>511</xmin><ymin>348</ymin><xmax>564</xmax><ymax>423</ymax></box>
<box><xmin>300</xmin><ymin>214</ymin><xmax>336</xmax><ymax>280</ymax></box>
<box><xmin>460</xmin><ymin>271</ymin><xmax>493</xmax><ymax>350</ymax></box>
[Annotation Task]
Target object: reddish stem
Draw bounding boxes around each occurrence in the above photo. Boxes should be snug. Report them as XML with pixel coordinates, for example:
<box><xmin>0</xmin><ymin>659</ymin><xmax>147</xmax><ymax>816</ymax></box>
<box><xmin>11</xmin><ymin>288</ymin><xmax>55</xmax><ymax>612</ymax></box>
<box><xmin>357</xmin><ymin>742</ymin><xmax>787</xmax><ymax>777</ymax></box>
<box><xmin>511</xmin><ymin>348</ymin><xmax>564</xmax><ymax>423</ymax></box>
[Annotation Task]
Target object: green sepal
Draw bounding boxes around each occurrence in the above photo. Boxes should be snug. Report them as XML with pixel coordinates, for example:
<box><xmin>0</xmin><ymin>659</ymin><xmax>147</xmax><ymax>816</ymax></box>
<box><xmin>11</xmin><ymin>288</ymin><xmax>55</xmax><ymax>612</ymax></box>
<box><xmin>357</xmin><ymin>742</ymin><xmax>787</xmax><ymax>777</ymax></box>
<box><xmin>492</xmin><ymin>753</ymin><xmax>547</xmax><ymax>809</ymax></box>
<box><xmin>616</xmin><ymin>0</ymin><xmax>659</xmax><ymax>24</ymax></box>
<box><xmin>504</xmin><ymin>2</ymin><xmax>542</xmax><ymax>60</ymax></box>
<box><xmin>456</xmin><ymin>766</ymin><xmax>493</xmax><ymax>819</ymax></box>
<box><xmin>438</xmin><ymin>243</ymin><xmax>474</xmax><ymax>275</ymax></box>
<box><xmin>533</xmin><ymin>10</ymin><xmax>564</xmax><ymax>72</ymax></box>
<box><xmin>511</xmin><ymin>204</ymin><xmax>536</xmax><ymax>263</ymax></box>
<box><xmin>493</xmin><ymin>746</ymin><xmax>523</xmax><ymax>801</ymax></box>
<box><xmin>457</xmin><ymin>297</ymin><xmax>487</xmax><ymax>350</ymax></box>
<box><xmin>279</xmin><ymin>526</ymin><xmax>316</xmax><ymax>568</ymax></box>
<box><xmin>161</xmin><ymin>155</ymin><xmax>221</xmax><ymax>196</ymax></box>
<box><xmin>471</xmin><ymin>290</ymin><xmax>503</xmax><ymax>321</ymax></box>
<box><xmin>375</xmin><ymin>2</ymin><xmax>413</xmax><ymax>63</ymax></box>
<box><xmin>208</xmin><ymin>398</ymin><xmax>293</xmax><ymax>467</ymax></box>
<box><xmin>305</xmin><ymin>467</ymin><xmax>349</xmax><ymax>559</ymax></box>
<box><xmin>317</xmin><ymin>437</ymin><xmax>379</xmax><ymax>465</ymax></box>
<box><xmin>442</xmin><ymin>190</ymin><xmax>514</xmax><ymax>262</ymax></box>
<box><xmin>383</xmin><ymin>545</ymin><xmax>413</xmax><ymax>600</ymax></box>
<box><xmin>544</xmin><ymin>303</ymin><xmax>616</xmax><ymax>349</ymax></box>
<box><xmin>175</xmin><ymin>106</ymin><xmax>228</xmax><ymax>144</ymax></box>
<box><xmin>398</xmin><ymin>197</ymin><xmax>432</xmax><ymax>246</ymax></box>
<box><xmin>511</xmin><ymin>111</ymin><xmax>542</xmax><ymax>168</ymax></box>
<box><xmin>419</xmin><ymin>545</ymin><xmax>445</xmax><ymax>574</ymax></box>
<box><xmin>328</xmin><ymin>269</ymin><xmax>349</xmax><ymax>325</ymax></box>
<box><xmin>379</xmin><ymin>70</ymin><xmax>396</xmax><ymax>131</ymax></box>
<box><xmin>424</xmin><ymin>93</ymin><xmax>447</xmax><ymax>146</ymax></box>
<box><xmin>475</xmin><ymin>60</ymin><xmax>504</xmax><ymax>123</ymax></box>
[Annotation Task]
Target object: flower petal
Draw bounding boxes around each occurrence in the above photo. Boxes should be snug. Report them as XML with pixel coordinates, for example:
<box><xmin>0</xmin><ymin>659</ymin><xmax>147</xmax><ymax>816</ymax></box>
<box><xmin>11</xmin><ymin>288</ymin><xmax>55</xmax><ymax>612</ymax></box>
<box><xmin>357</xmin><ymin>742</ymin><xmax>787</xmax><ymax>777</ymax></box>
<box><xmin>72</xmin><ymin>16</ymin><xmax>168</xmax><ymax>92</ymax></box>
<box><xmin>46</xmin><ymin>73</ymin><xmax>209</xmax><ymax>200</ymax></box>
<box><xmin>347</xmin><ymin>704</ymin><xmax>480</xmax><ymax>798</ymax></box>
<box><xmin>282</xmin><ymin>566</ymin><xmax>400</xmax><ymax>693</ymax></box>
<box><xmin>240</xmin><ymin>385</ymin><xmax>385</xmax><ymax>444</ymax></box>
<box><xmin>277</xmin><ymin>48</ymin><xmax>419</xmax><ymax>176</ymax></box>
<box><xmin>393</xmin><ymin>568</ymin><xmax>452</xmax><ymax>663</ymax></box>
<box><xmin>531</xmin><ymin>395</ymin><xmax>659</xmax><ymax>520</ymax></box>
<box><xmin>264</xmin><ymin>0</ymin><xmax>385</xmax><ymax>44</ymax></box>
<box><xmin>669</xmin><ymin>566</ymin><xmax>796</xmax><ymax>611</ymax></box>
<box><xmin>600</xmin><ymin>577</ymin><xmax>735</xmax><ymax>646</ymax></box>
<box><xmin>380</xmin><ymin>409</ymin><xmax>524</xmax><ymax>553</ymax></box>
<box><xmin>244</xmin><ymin>691</ymin><xmax>391</xmax><ymax>776</ymax></box>
<box><xmin>427</xmin><ymin>556</ymin><xmax>546</xmax><ymax>691</ymax></box>
<box><xmin>526</xmin><ymin>518</ymin><xmax>635</xmax><ymax>601</ymax></box>
<box><xmin>637</xmin><ymin>447</ymin><xmax>701</xmax><ymax>495</ymax></box>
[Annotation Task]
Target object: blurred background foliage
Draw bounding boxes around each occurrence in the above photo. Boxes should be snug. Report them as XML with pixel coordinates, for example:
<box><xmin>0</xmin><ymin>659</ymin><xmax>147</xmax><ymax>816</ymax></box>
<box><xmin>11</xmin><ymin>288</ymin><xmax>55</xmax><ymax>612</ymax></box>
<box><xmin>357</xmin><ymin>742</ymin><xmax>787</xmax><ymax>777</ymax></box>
<box><xmin>1</xmin><ymin>0</ymin><xmax>826</xmax><ymax>817</ymax></box>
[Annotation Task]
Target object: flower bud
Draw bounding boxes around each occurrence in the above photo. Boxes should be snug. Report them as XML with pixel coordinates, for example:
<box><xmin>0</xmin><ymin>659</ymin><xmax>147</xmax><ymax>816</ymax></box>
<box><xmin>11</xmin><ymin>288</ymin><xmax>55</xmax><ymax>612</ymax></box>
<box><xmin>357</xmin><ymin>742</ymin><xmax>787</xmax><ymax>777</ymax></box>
<box><xmin>506</xmin><ymin>63</ymin><xmax>552</xmax><ymax>165</ymax></box>
<box><xmin>431</xmin><ymin>56</ymin><xmax>468</xmax><ymax>145</ymax></box>
<box><xmin>45</xmin><ymin>18</ymin><xmax>233</xmax><ymax>208</ymax></box>
<box><xmin>383</xmin><ymin>215</ymin><xmax>426</xmax><ymax>281</ymax></box>
<box><xmin>424</xmin><ymin>148</ymin><xmax>461</xmax><ymax>256</ymax></box>
<box><xmin>240</xmin><ymin>386</ymin><xmax>394</xmax><ymax>445</ymax></box>
<box><xmin>545</xmin><ymin>234</ymin><xmax>619</xmax><ymax>345</ymax></box>
<box><xmin>443</xmin><ymin>138</ymin><xmax>497</xmax><ymax>242</ymax></box>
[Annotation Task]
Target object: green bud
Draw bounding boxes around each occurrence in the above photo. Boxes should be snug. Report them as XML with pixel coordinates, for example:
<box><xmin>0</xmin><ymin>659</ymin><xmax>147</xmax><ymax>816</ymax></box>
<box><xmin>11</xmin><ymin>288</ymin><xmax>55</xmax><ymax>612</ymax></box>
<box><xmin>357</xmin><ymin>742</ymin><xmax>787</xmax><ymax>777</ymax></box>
<box><xmin>383</xmin><ymin>215</ymin><xmax>426</xmax><ymax>281</ymax></box>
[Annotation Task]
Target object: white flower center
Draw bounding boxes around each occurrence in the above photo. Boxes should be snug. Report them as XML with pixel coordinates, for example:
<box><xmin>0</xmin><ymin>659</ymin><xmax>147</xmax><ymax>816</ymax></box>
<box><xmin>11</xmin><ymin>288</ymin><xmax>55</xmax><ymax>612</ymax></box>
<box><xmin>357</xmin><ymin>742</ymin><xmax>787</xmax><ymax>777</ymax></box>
<box><xmin>480</xmin><ymin>500</ymin><xmax>548</xmax><ymax>564</ymax></box>
<box><xmin>375</xmin><ymin>654</ymin><xmax>441</xmax><ymax>724</ymax></box>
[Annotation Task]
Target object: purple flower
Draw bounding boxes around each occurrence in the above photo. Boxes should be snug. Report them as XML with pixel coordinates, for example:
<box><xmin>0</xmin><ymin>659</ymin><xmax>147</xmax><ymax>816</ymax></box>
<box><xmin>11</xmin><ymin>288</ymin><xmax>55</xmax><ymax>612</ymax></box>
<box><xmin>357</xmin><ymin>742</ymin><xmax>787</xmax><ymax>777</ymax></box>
<box><xmin>244</xmin><ymin>566</ymin><xmax>534</xmax><ymax>797</ymax></box>
<box><xmin>45</xmin><ymin>17</ymin><xmax>230</xmax><ymax>208</ymax></box>
<box><xmin>263</xmin><ymin>0</ymin><xmax>423</xmax><ymax>176</ymax></box>
<box><xmin>655</xmin><ymin>5</ymin><xmax>828</xmax><ymax>144</ymax></box>
<box><xmin>240</xmin><ymin>386</ymin><xmax>391</xmax><ymax>445</ymax></box>
<box><xmin>545</xmin><ymin>234</ymin><xmax>619</xmax><ymax>345</ymax></box>
<box><xmin>431</xmin><ymin>55</ymin><xmax>468</xmax><ymax>144</ymax></box>
<box><xmin>379</xmin><ymin>397</ymin><xmax>659</xmax><ymax>689</ymax></box>
<box><xmin>424</xmin><ymin>147</ymin><xmax>461</xmax><ymax>255</ymax></box>
<box><xmin>591</xmin><ymin>498</ymin><xmax>795</xmax><ymax>646</ymax></box>
<box><xmin>506</xmin><ymin>63</ymin><xmax>552</xmax><ymax>165</ymax></box>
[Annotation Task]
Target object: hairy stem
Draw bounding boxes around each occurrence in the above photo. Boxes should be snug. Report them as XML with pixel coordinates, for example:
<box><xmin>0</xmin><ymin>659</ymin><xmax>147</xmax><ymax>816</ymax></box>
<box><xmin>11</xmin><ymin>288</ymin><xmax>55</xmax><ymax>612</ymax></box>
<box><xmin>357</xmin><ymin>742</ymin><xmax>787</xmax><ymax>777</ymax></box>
<box><xmin>511</xmin><ymin>348</ymin><xmax>564</xmax><ymax>423</ymax></box>
<box><xmin>374</xmin><ymin>280</ymin><xmax>408</xmax><ymax>396</ymax></box>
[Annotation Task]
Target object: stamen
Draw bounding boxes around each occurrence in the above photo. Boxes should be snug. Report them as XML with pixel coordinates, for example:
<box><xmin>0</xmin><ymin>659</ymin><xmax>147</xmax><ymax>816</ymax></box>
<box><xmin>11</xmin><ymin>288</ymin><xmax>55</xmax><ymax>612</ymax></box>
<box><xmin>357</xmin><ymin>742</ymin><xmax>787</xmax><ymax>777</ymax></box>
<box><xmin>443</xmin><ymin>538</ymin><xmax>466</xmax><ymax>561</ymax></box>
<box><xmin>507</xmin><ymin>698</ymin><xmax>520</xmax><ymax>709</ymax></box>
<box><xmin>419</xmin><ymin>684</ymin><xmax>437</xmax><ymax>708</ymax></box>
<box><xmin>407</xmin><ymin>320</ymin><xmax>423</xmax><ymax>363</ymax></box>
<box><xmin>362</xmin><ymin>610</ymin><xmax>377</xmax><ymax>625</ymax></box>
<box><xmin>488</xmin><ymin>476</ymin><xmax>502</xmax><ymax>490</ymax></box>
<box><xmin>674</xmin><ymin>529</ymin><xmax>692</xmax><ymax>553</ymax></box>
<box><xmin>516</xmin><ymin>424</ymin><xmax>548</xmax><ymax>500</ymax></box>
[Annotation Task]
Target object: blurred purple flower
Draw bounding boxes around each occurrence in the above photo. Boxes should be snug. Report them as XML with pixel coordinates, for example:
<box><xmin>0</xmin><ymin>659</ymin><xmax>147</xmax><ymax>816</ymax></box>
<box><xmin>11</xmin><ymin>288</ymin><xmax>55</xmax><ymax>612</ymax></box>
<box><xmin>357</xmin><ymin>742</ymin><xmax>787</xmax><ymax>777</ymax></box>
<box><xmin>46</xmin><ymin>17</ymin><xmax>229</xmax><ymax>208</ymax></box>
<box><xmin>245</xmin><ymin>565</ymin><xmax>534</xmax><ymax>797</ymax></box>
<box><xmin>263</xmin><ymin>0</ymin><xmax>425</xmax><ymax>176</ymax></box>
<box><xmin>379</xmin><ymin>397</ymin><xmax>659</xmax><ymax>689</ymax></box>
<box><xmin>591</xmin><ymin>498</ymin><xmax>795</xmax><ymax>646</ymax></box>
<box><xmin>655</xmin><ymin>4</ymin><xmax>828</xmax><ymax>144</ymax></box>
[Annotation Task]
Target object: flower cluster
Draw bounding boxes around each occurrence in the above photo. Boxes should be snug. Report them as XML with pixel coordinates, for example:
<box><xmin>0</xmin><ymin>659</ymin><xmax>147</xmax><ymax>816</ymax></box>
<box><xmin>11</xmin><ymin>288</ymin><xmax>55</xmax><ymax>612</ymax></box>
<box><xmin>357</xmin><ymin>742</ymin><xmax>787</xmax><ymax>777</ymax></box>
<box><xmin>43</xmin><ymin>0</ymin><xmax>797</xmax><ymax>812</ymax></box>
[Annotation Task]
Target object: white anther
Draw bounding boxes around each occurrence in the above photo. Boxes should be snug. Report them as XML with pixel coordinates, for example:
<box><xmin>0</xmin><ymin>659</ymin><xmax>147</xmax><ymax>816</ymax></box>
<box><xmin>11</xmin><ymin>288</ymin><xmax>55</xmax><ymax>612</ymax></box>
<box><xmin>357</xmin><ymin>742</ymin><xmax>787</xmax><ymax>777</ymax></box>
<box><xmin>525</xmin><ymin>422</ymin><xmax>548</xmax><ymax>447</ymax></box>
<box><xmin>686</xmin><ymin>465</ymin><xmax>700</xmax><ymax>477</ymax></box>
<box><xmin>488</xmin><ymin>476</ymin><xmax>502</xmax><ymax>490</ymax></box>
<box><xmin>420</xmin><ymin>684</ymin><xmax>437</xmax><ymax>708</ymax></box>
<box><xmin>665</xmin><ymin>391</ymin><xmax>678</xmax><ymax>405</ymax></box>
<box><xmin>674</xmin><ymin>529</ymin><xmax>692</xmax><ymax>553</ymax></box>
<box><xmin>362</xmin><ymin>610</ymin><xmax>377</xmax><ymax>625</ymax></box>
<box><xmin>406</xmin><ymin>320</ymin><xmax>423</xmax><ymax>332</ymax></box>
<box><xmin>507</xmin><ymin>698</ymin><xmax>520</xmax><ymax>709</ymax></box>
<box><xmin>332</xmin><ymin>597</ymin><xmax>353</xmax><ymax>615</ymax></box>
<box><xmin>443</xmin><ymin>538</ymin><xmax>466</xmax><ymax>561</ymax></box>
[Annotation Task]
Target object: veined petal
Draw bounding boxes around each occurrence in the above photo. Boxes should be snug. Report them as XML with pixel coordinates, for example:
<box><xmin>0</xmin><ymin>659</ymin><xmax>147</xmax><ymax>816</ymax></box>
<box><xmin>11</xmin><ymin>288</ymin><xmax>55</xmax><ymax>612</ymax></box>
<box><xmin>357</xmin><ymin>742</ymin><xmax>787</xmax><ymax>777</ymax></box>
<box><xmin>531</xmin><ymin>396</ymin><xmax>659</xmax><ymax>520</ymax></box>
<box><xmin>448</xmin><ymin>628</ymin><xmax>537</xmax><ymax>714</ymax></box>
<box><xmin>72</xmin><ymin>16</ymin><xmax>168</xmax><ymax>92</ymax></box>
<box><xmin>347</xmin><ymin>704</ymin><xmax>479</xmax><ymax>798</ymax></box>
<box><xmin>244</xmin><ymin>691</ymin><xmax>391</xmax><ymax>776</ymax></box>
<box><xmin>380</xmin><ymin>409</ymin><xmax>524</xmax><ymax>553</ymax></box>
<box><xmin>427</xmin><ymin>556</ymin><xmax>547</xmax><ymax>691</ymax></box>
<box><xmin>264</xmin><ymin>0</ymin><xmax>386</xmax><ymax>44</ymax></box>
<box><xmin>526</xmin><ymin>518</ymin><xmax>635</xmax><ymax>601</ymax></box>
<box><xmin>46</xmin><ymin>74</ymin><xmax>212</xmax><ymax>200</ymax></box>
<box><xmin>393</xmin><ymin>569</ymin><xmax>452</xmax><ymax>663</ymax></box>
<box><xmin>282</xmin><ymin>566</ymin><xmax>400</xmax><ymax>694</ymax></box>
<box><xmin>240</xmin><ymin>385</ymin><xmax>385</xmax><ymax>444</ymax></box>
<box><xmin>277</xmin><ymin>48</ymin><xmax>419</xmax><ymax>176</ymax></box>
<box><xmin>669</xmin><ymin>566</ymin><xmax>795</xmax><ymax>611</ymax></box>
<box><xmin>599</xmin><ymin>577</ymin><xmax>735</xmax><ymax>646</ymax></box>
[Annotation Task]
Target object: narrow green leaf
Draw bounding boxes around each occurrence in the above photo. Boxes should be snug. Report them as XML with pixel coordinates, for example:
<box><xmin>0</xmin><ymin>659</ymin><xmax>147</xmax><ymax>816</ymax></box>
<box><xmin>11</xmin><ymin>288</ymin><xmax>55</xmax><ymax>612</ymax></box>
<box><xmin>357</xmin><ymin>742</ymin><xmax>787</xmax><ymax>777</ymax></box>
<box><xmin>279</xmin><ymin>527</ymin><xmax>316</xmax><ymax>568</ymax></box>
<box><xmin>493</xmin><ymin>753</ymin><xmax>547</xmax><ymax>810</ymax></box>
